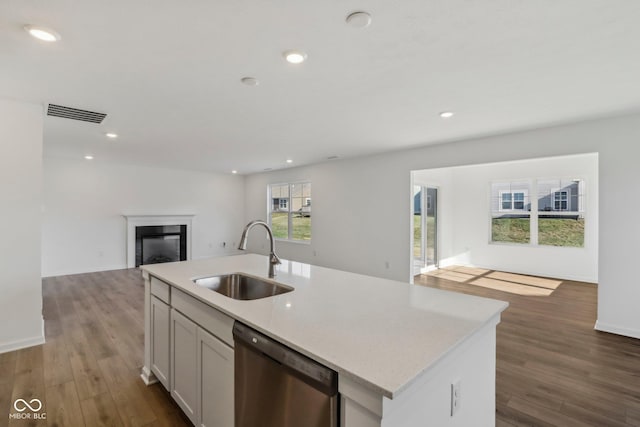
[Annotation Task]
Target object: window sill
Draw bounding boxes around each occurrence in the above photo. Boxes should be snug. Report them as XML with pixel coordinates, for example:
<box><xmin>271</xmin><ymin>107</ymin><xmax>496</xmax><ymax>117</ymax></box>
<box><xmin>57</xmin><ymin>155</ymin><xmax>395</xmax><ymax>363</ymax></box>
<box><xmin>275</xmin><ymin>238</ymin><xmax>312</xmax><ymax>245</ymax></box>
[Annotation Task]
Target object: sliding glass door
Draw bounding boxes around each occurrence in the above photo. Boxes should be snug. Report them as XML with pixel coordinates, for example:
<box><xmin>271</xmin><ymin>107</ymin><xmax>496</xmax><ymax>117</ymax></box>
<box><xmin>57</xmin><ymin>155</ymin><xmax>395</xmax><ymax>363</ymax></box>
<box><xmin>413</xmin><ymin>186</ymin><xmax>438</xmax><ymax>271</ymax></box>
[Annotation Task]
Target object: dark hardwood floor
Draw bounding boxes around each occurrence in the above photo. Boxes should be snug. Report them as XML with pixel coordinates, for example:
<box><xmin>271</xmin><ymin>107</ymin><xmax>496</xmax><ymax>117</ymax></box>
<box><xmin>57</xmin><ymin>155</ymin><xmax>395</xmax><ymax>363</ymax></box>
<box><xmin>0</xmin><ymin>269</ymin><xmax>191</xmax><ymax>427</ymax></box>
<box><xmin>1</xmin><ymin>268</ymin><xmax>639</xmax><ymax>426</ymax></box>
<box><xmin>415</xmin><ymin>270</ymin><xmax>640</xmax><ymax>427</ymax></box>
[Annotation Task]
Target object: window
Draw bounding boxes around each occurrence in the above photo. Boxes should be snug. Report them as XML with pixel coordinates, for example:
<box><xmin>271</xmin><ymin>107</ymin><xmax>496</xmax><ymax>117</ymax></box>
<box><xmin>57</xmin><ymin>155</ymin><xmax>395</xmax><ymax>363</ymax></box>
<box><xmin>492</xmin><ymin>182</ymin><xmax>531</xmax><ymax>243</ymax></box>
<box><xmin>269</xmin><ymin>182</ymin><xmax>311</xmax><ymax>241</ymax></box>
<box><xmin>538</xmin><ymin>179</ymin><xmax>584</xmax><ymax>247</ymax></box>
<box><xmin>554</xmin><ymin>191</ymin><xmax>568</xmax><ymax>211</ymax></box>
<box><xmin>491</xmin><ymin>178</ymin><xmax>585</xmax><ymax>247</ymax></box>
<box><xmin>499</xmin><ymin>190</ymin><xmax>528</xmax><ymax>211</ymax></box>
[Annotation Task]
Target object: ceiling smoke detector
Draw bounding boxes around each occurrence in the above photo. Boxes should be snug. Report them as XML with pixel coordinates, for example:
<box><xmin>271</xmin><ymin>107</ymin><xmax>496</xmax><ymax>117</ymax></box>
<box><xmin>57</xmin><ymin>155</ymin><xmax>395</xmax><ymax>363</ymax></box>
<box><xmin>241</xmin><ymin>77</ymin><xmax>259</xmax><ymax>86</ymax></box>
<box><xmin>346</xmin><ymin>12</ymin><xmax>372</xmax><ymax>28</ymax></box>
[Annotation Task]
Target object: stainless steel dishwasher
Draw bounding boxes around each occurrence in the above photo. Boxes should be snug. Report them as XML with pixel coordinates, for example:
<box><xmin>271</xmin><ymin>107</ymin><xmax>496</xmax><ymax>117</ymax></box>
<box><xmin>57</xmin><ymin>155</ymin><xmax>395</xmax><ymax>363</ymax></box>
<box><xmin>233</xmin><ymin>322</ymin><xmax>339</xmax><ymax>427</ymax></box>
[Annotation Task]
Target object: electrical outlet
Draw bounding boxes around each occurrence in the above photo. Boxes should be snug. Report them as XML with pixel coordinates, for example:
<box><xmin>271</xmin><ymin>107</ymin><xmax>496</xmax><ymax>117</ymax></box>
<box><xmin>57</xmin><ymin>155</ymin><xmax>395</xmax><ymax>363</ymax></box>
<box><xmin>451</xmin><ymin>380</ymin><xmax>461</xmax><ymax>416</ymax></box>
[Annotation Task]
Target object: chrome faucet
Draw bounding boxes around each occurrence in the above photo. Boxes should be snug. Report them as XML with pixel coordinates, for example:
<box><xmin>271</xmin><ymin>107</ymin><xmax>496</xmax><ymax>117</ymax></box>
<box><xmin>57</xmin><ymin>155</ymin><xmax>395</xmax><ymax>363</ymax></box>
<box><xmin>238</xmin><ymin>220</ymin><xmax>281</xmax><ymax>278</ymax></box>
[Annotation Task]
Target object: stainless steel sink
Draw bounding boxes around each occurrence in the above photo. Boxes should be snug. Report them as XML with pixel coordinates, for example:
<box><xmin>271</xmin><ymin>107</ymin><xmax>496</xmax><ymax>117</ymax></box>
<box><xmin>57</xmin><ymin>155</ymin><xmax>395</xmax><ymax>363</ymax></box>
<box><xmin>193</xmin><ymin>273</ymin><xmax>293</xmax><ymax>300</ymax></box>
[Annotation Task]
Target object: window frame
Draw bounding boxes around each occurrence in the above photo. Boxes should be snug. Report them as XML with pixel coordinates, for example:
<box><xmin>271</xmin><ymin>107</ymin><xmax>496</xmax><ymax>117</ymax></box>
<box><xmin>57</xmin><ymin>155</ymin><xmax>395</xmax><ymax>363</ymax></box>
<box><xmin>268</xmin><ymin>182</ymin><xmax>311</xmax><ymax>243</ymax></box>
<box><xmin>490</xmin><ymin>178</ymin><xmax>585</xmax><ymax>248</ymax></box>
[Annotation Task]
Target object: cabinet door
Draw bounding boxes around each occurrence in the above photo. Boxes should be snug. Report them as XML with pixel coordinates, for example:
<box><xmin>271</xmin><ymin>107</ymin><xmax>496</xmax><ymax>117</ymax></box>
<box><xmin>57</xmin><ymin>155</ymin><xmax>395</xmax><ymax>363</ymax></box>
<box><xmin>150</xmin><ymin>295</ymin><xmax>170</xmax><ymax>390</ymax></box>
<box><xmin>171</xmin><ymin>308</ymin><xmax>198</xmax><ymax>425</ymax></box>
<box><xmin>197</xmin><ymin>327</ymin><xmax>234</xmax><ymax>427</ymax></box>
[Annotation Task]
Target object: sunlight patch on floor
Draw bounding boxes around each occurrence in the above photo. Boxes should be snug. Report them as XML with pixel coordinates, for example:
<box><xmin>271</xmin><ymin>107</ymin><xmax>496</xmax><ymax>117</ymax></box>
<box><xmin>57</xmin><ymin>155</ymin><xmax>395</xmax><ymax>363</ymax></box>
<box><xmin>424</xmin><ymin>265</ymin><xmax>562</xmax><ymax>296</ymax></box>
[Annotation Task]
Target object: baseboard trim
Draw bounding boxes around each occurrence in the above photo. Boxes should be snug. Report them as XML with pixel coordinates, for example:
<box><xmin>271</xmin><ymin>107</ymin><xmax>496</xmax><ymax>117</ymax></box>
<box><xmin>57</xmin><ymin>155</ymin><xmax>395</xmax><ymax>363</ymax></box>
<box><xmin>140</xmin><ymin>366</ymin><xmax>158</xmax><ymax>386</ymax></box>
<box><xmin>42</xmin><ymin>264</ymin><xmax>128</xmax><ymax>278</ymax></box>
<box><xmin>0</xmin><ymin>335</ymin><xmax>46</xmax><ymax>354</ymax></box>
<box><xmin>594</xmin><ymin>321</ymin><xmax>640</xmax><ymax>340</ymax></box>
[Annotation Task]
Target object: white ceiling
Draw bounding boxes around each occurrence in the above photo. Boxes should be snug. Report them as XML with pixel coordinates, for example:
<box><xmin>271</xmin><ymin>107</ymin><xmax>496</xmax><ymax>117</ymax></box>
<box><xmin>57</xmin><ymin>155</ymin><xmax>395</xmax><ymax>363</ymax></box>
<box><xmin>2</xmin><ymin>1</ymin><xmax>639</xmax><ymax>174</ymax></box>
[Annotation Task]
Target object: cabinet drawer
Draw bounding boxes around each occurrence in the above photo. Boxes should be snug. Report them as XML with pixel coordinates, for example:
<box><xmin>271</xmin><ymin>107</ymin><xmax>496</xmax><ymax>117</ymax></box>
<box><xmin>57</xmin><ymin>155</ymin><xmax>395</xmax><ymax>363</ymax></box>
<box><xmin>151</xmin><ymin>276</ymin><xmax>171</xmax><ymax>303</ymax></box>
<box><xmin>172</xmin><ymin>288</ymin><xmax>234</xmax><ymax>348</ymax></box>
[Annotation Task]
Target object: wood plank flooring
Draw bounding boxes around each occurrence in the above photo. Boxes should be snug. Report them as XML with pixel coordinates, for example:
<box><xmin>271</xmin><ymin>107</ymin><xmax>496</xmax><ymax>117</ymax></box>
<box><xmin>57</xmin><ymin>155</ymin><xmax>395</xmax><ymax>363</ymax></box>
<box><xmin>1</xmin><ymin>268</ymin><xmax>638</xmax><ymax>426</ymax></box>
<box><xmin>415</xmin><ymin>270</ymin><xmax>640</xmax><ymax>427</ymax></box>
<box><xmin>0</xmin><ymin>269</ymin><xmax>190</xmax><ymax>427</ymax></box>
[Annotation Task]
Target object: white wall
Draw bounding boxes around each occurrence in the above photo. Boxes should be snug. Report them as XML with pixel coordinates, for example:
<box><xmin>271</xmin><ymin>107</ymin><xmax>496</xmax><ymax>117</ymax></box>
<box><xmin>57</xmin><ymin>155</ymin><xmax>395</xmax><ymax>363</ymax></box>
<box><xmin>0</xmin><ymin>98</ymin><xmax>44</xmax><ymax>352</ymax></box>
<box><xmin>244</xmin><ymin>156</ymin><xmax>410</xmax><ymax>281</ymax></box>
<box><xmin>42</xmin><ymin>158</ymin><xmax>245</xmax><ymax>277</ymax></box>
<box><xmin>413</xmin><ymin>154</ymin><xmax>598</xmax><ymax>282</ymax></box>
<box><xmin>244</xmin><ymin>112</ymin><xmax>640</xmax><ymax>339</ymax></box>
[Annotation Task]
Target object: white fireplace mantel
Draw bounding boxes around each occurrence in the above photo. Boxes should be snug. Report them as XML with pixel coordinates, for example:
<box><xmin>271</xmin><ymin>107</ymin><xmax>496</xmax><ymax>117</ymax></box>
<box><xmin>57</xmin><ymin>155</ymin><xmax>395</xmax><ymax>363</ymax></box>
<box><xmin>124</xmin><ymin>214</ymin><xmax>195</xmax><ymax>268</ymax></box>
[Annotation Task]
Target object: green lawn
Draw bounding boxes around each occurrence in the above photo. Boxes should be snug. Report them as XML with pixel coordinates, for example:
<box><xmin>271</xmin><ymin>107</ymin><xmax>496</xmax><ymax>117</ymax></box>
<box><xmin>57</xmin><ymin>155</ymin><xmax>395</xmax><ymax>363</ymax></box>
<box><xmin>271</xmin><ymin>212</ymin><xmax>311</xmax><ymax>241</ymax></box>
<box><xmin>413</xmin><ymin>215</ymin><xmax>435</xmax><ymax>258</ymax></box>
<box><xmin>491</xmin><ymin>218</ymin><xmax>531</xmax><ymax>244</ymax></box>
<box><xmin>538</xmin><ymin>218</ymin><xmax>584</xmax><ymax>247</ymax></box>
<box><xmin>492</xmin><ymin>217</ymin><xmax>584</xmax><ymax>247</ymax></box>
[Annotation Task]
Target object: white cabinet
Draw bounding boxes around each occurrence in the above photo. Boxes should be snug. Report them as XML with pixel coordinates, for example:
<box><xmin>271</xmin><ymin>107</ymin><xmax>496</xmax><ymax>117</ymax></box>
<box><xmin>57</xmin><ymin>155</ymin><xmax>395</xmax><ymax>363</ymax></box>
<box><xmin>171</xmin><ymin>308</ymin><xmax>235</xmax><ymax>427</ymax></box>
<box><xmin>197</xmin><ymin>327</ymin><xmax>234</xmax><ymax>427</ymax></box>
<box><xmin>144</xmin><ymin>275</ymin><xmax>236</xmax><ymax>427</ymax></box>
<box><xmin>171</xmin><ymin>308</ymin><xmax>199</xmax><ymax>425</ymax></box>
<box><xmin>150</xmin><ymin>295</ymin><xmax>170</xmax><ymax>390</ymax></box>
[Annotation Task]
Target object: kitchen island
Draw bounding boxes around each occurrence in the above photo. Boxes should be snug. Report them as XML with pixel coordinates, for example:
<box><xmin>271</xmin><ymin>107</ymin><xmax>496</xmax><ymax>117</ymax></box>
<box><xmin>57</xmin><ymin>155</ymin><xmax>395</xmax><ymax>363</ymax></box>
<box><xmin>141</xmin><ymin>254</ymin><xmax>508</xmax><ymax>427</ymax></box>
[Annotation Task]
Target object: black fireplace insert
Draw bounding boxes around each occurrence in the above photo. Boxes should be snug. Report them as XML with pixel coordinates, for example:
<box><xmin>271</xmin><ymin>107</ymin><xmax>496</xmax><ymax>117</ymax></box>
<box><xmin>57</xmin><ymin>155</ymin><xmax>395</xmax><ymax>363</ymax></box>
<box><xmin>135</xmin><ymin>225</ymin><xmax>187</xmax><ymax>267</ymax></box>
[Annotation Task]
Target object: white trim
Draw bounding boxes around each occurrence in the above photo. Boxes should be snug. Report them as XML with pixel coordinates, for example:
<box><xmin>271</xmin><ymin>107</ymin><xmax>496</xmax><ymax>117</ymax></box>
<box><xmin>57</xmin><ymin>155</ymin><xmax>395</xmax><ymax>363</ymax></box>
<box><xmin>0</xmin><ymin>334</ymin><xmax>45</xmax><ymax>354</ymax></box>
<box><xmin>594</xmin><ymin>320</ymin><xmax>640</xmax><ymax>340</ymax></box>
<box><xmin>140</xmin><ymin>366</ymin><xmax>159</xmax><ymax>385</ymax></box>
<box><xmin>124</xmin><ymin>214</ymin><xmax>195</xmax><ymax>268</ymax></box>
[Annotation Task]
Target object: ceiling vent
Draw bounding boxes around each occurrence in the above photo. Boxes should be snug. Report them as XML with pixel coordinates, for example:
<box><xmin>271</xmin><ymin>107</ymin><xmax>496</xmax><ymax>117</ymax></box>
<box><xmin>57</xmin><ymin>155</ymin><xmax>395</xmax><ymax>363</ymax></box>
<box><xmin>46</xmin><ymin>104</ymin><xmax>107</xmax><ymax>124</ymax></box>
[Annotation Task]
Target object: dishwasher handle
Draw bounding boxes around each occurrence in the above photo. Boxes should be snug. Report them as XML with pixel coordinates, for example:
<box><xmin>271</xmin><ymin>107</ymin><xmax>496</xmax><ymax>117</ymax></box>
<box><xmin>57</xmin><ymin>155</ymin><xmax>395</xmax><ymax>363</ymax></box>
<box><xmin>233</xmin><ymin>322</ymin><xmax>338</xmax><ymax>396</ymax></box>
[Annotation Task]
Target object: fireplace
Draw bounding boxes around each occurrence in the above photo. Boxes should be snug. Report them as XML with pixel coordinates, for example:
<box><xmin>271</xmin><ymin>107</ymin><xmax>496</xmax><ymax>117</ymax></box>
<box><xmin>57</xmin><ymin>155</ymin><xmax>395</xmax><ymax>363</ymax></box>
<box><xmin>124</xmin><ymin>214</ymin><xmax>194</xmax><ymax>268</ymax></box>
<box><xmin>135</xmin><ymin>225</ymin><xmax>186</xmax><ymax>267</ymax></box>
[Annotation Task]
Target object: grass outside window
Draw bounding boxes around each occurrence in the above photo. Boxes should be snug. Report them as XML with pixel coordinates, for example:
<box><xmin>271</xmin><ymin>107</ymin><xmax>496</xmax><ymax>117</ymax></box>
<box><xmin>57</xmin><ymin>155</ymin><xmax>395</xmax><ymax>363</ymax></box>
<box><xmin>538</xmin><ymin>218</ymin><xmax>584</xmax><ymax>247</ymax></box>
<box><xmin>491</xmin><ymin>217</ymin><xmax>531</xmax><ymax>244</ymax></box>
<box><xmin>491</xmin><ymin>217</ymin><xmax>584</xmax><ymax>247</ymax></box>
<box><xmin>270</xmin><ymin>212</ymin><xmax>311</xmax><ymax>241</ymax></box>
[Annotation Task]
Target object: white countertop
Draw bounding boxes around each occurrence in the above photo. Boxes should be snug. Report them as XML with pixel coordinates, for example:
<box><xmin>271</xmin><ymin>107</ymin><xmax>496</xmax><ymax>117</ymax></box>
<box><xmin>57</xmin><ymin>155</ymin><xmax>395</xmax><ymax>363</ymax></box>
<box><xmin>142</xmin><ymin>254</ymin><xmax>508</xmax><ymax>399</ymax></box>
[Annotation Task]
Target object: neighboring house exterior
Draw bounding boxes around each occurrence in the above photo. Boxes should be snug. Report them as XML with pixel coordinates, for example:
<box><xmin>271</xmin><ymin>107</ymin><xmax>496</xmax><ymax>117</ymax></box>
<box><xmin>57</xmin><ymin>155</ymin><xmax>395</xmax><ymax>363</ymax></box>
<box><xmin>272</xmin><ymin>197</ymin><xmax>289</xmax><ymax>212</ymax></box>
<box><xmin>537</xmin><ymin>181</ymin><xmax>580</xmax><ymax>212</ymax></box>
<box><xmin>491</xmin><ymin>180</ymin><xmax>582</xmax><ymax>215</ymax></box>
<box><xmin>414</xmin><ymin>188</ymin><xmax>436</xmax><ymax>216</ymax></box>
<box><xmin>272</xmin><ymin>197</ymin><xmax>311</xmax><ymax>216</ymax></box>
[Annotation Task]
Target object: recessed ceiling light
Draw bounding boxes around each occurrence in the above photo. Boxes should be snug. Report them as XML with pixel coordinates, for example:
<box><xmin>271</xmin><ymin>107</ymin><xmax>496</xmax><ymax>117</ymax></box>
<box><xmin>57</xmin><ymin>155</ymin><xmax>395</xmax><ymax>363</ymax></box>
<box><xmin>105</xmin><ymin>132</ymin><xmax>118</xmax><ymax>139</ymax></box>
<box><xmin>439</xmin><ymin>111</ymin><xmax>455</xmax><ymax>119</ymax></box>
<box><xmin>283</xmin><ymin>50</ymin><xmax>307</xmax><ymax>64</ymax></box>
<box><xmin>346</xmin><ymin>11</ymin><xmax>372</xmax><ymax>28</ymax></box>
<box><xmin>84</xmin><ymin>155</ymin><xmax>94</xmax><ymax>160</ymax></box>
<box><xmin>286</xmin><ymin>159</ymin><xmax>293</xmax><ymax>164</ymax></box>
<box><xmin>24</xmin><ymin>25</ymin><xmax>61</xmax><ymax>42</ymax></box>
<box><xmin>231</xmin><ymin>170</ymin><xmax>238</xmax><ymax>174</ymax></box>
<box><xmin>240</xmin><ymin>77</ymin><xmax>259</xmax><ymax>86</ymax></box>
